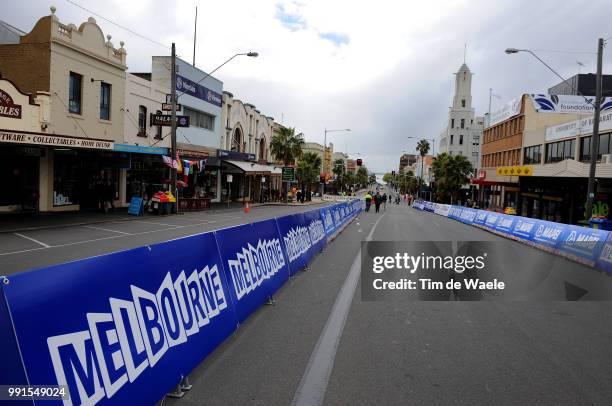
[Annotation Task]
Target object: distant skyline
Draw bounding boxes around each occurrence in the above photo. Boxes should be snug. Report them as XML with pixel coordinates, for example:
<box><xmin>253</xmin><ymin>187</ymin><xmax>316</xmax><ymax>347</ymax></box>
<box><xmin>2</xmin><ymin>0</ymin><xmax>612</xmax><ymax>172</ymax></box>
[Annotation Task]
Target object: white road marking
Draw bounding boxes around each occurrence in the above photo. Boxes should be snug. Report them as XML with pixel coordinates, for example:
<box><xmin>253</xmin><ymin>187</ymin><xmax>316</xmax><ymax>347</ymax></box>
<box><xmin>13</xmin><ymin>233</ymin><xmax>51</xmax><ymax>248</ymax></box>
<box><xmin>84</xmin><ymin>225</ymin><xmax>132</xmax><ymax>235</ymax></box>
<box><xmin>291</xmin><ymin>213</ymin><xmax>385</xmax><ymax>406</ymax></box>
<box><xmin>134</xmin><ymin>220</ymin><xmax>180</xmax><ymax>227</ymax></box>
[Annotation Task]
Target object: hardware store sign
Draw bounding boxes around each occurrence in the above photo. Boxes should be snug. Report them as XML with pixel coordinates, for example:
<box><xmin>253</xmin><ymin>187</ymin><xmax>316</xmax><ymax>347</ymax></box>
<box><xmin>0</xmin><ymin>130</ymin><xmax>114</xmax><ymax>150</ymax></box>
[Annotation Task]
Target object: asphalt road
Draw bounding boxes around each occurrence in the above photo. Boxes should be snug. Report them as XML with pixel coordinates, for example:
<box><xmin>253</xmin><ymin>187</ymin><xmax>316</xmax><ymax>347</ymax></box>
<box><xmin>161</xmin><ymin>197</ymin><xmax>612</xmax><ymax>406</ymax></box>
<box><xmin>0</xmin><ymin>203</ymin><xmax>332</xmax><ymax>275</ymax></box>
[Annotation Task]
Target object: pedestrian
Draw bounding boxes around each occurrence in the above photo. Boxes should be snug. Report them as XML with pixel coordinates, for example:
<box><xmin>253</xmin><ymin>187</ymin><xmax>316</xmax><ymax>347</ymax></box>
<box><xmin>382</xmin><ymin>192</ymin><xmax>387</xmax><ymax>211</ymax></box>
<box><xmin>296</xmin><ymin>189</ymin><xmax>302</xmax><ymax>203</ymax></box>
<box><xmin>374</xmin><ymin>192</ymin><xmax>382</xmax><ymax>213</ymax></box>
<box><xmin>365</xmin><ymin>191</ymin><xmax>373</xmax><ymax>212</ymax></box>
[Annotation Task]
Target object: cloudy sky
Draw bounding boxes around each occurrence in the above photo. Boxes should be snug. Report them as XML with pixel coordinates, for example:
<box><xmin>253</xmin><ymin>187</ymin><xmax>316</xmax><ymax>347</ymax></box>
<box><xmin>3</xmin><ymin>0</ymin><xmax>612</xmax><ymax>172</ymax></box>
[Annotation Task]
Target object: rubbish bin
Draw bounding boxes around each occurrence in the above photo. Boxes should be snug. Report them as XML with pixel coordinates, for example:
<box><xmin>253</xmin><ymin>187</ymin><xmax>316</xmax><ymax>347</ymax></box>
<box><xmin>589</xmin><ymin>218</ymin><xmax>612</xmax><ymax>230</ymax></box>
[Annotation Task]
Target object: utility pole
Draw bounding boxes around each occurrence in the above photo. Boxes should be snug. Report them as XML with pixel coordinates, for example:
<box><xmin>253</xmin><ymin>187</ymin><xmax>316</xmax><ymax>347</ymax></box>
<box><xmin>586</xmin><ymin>38</ymin><xmax>605</xmax><ymax>220</ymax></box>
<box><xmin>170</xmin><ymin>43</ymin><xmax>178</xmax><ymax>213</ymax></box>
<box><xmin>193</xmin><ymin>7</ymin><xmax>197</xmax><ymax>67</ymax></box>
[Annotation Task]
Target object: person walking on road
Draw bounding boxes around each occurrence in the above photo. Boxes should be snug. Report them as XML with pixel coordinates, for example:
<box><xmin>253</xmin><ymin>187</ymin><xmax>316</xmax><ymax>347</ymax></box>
<box><xmin>365</xmin><ymin>191</ymin><xmax>373</xmax><ymax>212</ymax></box>
<box><xmin>374</xmin><ymin>192</ymin><xmax>382</xmax><ymax>213</ymax></box>
<box><xmin>382</xmin><ymin>192</ymin><xmax>387</xmax><ymax>211</ymax></box>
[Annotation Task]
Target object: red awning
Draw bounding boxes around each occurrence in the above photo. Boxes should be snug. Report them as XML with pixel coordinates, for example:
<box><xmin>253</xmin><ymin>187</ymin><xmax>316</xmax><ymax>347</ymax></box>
<box><xmin>470</xmin><ymin>178</ymin><xmax>517</xmax><ymax>187</ymax></box>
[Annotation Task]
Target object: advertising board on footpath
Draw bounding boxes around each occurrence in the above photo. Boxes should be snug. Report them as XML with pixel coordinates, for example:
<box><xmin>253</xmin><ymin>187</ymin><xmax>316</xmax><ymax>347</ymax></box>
<box><xmin>0</xmin><ymin>200</ymin><xmax>362</xmax><ymax>405</ymax></box>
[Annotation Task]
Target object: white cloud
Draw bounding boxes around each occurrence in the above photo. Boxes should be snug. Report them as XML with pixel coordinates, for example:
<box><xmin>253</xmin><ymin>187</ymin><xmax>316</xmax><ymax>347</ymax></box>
<box><xmin>4</xmin><ymin>0</ymin><xmax>612</xmax><ymax>172</ymax></box>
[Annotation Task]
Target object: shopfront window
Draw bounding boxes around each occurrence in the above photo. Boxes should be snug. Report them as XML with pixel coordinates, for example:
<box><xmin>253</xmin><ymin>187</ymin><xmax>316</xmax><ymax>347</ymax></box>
<box><xmin>138</xmin><ymin>105</ymin><xmax>147</xmax><ymax>136</ymax></box>
<box><xmin>53</xmin><ymin>151</ymin><xmax>79</xmax><ymax>206</ymax></box>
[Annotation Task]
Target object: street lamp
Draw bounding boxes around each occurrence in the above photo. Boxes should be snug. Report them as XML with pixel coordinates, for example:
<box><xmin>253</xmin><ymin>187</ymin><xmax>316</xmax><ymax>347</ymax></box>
<box><xmin>322</xmin><ymin>128</ymin><xmax>351</xmax><ymax>195</ymax></box>
<box><xmin>170</xmin><ymin>49</ymin><xmax>258</xmax><ymax>212</ymax></box>
<box><xmin>505</xmin><ymin>43</ymin><xmax>604</xmax><ymax>220</ymax></box>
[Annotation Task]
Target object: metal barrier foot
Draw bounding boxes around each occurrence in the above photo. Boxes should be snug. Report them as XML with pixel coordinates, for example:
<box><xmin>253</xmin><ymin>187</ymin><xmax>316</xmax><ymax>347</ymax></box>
<box><xmin>167</xmin><ymin>375</ymin><xmax>192</xmax><ymax>398</ymax></box>
<box><xmin>266</xmin><ymin>296</ymin><xmax>276</xmax><ymax>306</ymax></box>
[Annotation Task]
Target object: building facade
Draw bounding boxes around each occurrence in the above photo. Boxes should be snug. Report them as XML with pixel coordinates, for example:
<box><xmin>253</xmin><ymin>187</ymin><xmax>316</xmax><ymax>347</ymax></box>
<box><xmin>219</xmin><ymin>92</ymin><xmax>281</xmax><ymax>203</ymax></box>
<box><xmin>0</xmin><ymin>8</ymin><xmax>129</xmax><ymax>212</ymax></box>
<box><xmin>438</xmin><ymin>63</ymin><xmax>484</xmax><ymax>170</ymax></box>
<box><xmin>477</xmin><ymin>94</ymin><xmax>590</xmax><ymax>220</ymax></box>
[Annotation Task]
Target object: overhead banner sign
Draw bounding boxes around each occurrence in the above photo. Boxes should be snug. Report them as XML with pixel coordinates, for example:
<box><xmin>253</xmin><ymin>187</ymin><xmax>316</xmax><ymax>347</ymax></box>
<box><xmin>489</xmin><ymin>97</ymin><xmax>522</xmax><ymax>127</ymax></box>
<box><xmin>176</xmin><ymin>75</ymin><xmax>222</xmax><ymax>107</ymax></box>
<box><xmin>0</xmin><ymin>130</ymin><xmax>114</xmax><ymax>150</ymax></box>
<box><xmin>530</xmin><ymin>94</ymin><xmax>612</xmax><ymax>115</ymax></box>
<box><xmin>546</xmin><ymin>109</ymin><xmax>612</xmax><ymax>142</ymax></box>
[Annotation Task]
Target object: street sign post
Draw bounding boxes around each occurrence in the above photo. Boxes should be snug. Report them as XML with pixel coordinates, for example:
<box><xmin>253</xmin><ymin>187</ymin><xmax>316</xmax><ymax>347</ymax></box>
<box><xmin>162</xmin><ymin>103</ymin><xmax>182</xmax><ymax>111</ymax></box>
<box><xmin>282</xmin><ymin>167</ymin><xmax>295</xmax><ymax>203</ymax></box>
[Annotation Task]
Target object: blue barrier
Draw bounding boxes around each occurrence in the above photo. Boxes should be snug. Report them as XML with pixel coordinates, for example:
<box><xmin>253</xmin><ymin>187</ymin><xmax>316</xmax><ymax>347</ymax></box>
<box><xmin>1</xmin><ymin>232</ymin><xmax>238</xmax><ymax>406</ymax></box>
<box><xmin>0</xmin><ymin>200</ymin><xmax>363</xmax><ymax>404</ymax></box>
<box><xmin>215</xmin><ymin>220</ymin><xmax>289</xmax><ymax>322</ymax></box>
<box><xmin>556</xmin><ymin>224</ymin><xmax>608</xmax><ymax>264</ymax></box>
<box><xmin>473</xmin><ymin>210</ymin><xmax>488</xmax><ymax>226</ymax></box>
<box><xmin>530</xmin><ymin>219</ymin><xmax>567</xmax><ymax>250</ymax></box>
<box><xmin>458</xmin><ymin>207</ymin><xmax>477</xmax><ymax>225</ymax></box>
<box><xmin>276</xmin><ymin>213</ymin><xmax>312</xmax><ymax>276</ymax></box>
<box><xmin>510</xmin><ymin>216</ymin><xmax>539</xmax><ymax>241</ymax></box>
<box><xmin>595</xmin><ymin>232</ymin><xmax>612</xmax><ymax>273</ymax></box>
<box><xmin>493</xmin><ymin>213</ymin><xmax>517</xmax><ymax>235</ymax></box>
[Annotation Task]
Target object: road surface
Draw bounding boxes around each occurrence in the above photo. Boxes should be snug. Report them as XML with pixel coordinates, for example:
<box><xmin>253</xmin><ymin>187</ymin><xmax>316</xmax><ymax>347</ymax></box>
<box><xmin>159</xmin><ymin>199</ymin><xmax>612</xmax><ymax>406</ymax></box>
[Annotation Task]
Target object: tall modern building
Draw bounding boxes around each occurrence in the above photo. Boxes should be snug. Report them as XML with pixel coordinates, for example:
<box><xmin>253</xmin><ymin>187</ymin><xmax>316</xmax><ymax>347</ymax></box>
<box><xmin>438</xmin><ymin>63</ymin><xmax>484</xmax><ymax>170</ymax></box>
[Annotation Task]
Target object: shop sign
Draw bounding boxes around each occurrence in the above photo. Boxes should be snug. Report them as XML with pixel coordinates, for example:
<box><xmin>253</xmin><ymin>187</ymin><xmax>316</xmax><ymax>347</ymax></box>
<box><xmin>477</xmin><ymin>169</ymin><xmax>487</xmax><ymax>180</ymax></box>
<box><xmin>176</xmin><ymin>75</ymin><xmax>222</xmax><ymax>107</ymax></box>
<box><xmin>0</xmin><ymin>89</ymin><xmax>21</xmax><ymax>119</ymax></box>
<box><xmin>227</xmin><ymin>174</ymin><xmax>233</xmax><ymax>183</ymax></box>
<box><xmin>217</xmin><ymin>149</ymin><xmax>256</xmax><ymax>161</ymax></box>
<box><xmin>496</xmin><ymin>165</ymin><xmax>533</xmax><ymax>177</ymax></box>
<box><xmin>0</xmin><ymin>130</ymin><xmax>113</xmax><ymax>150</ymax></box>
<box><xmin>546</xmin><ymin>109</ymin><xmax>612</xmax><ymax>142</ymax></box>
<box><xmin>151</xmin><ymin>114</ymin><xmax>190</xmax><ymax>127</ymax></box>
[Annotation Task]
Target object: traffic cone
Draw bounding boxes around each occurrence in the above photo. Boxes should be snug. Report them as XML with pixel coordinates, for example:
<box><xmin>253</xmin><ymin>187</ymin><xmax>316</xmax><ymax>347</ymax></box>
<box><xmin>244</xmin><ymin>202</ymin><xmax>250</xmax><ymax>214</ymax></box>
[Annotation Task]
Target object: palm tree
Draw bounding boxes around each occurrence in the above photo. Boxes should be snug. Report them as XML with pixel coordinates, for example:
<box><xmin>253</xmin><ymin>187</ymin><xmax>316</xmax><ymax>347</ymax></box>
<box><xmin>296</xmin><ymin>152</ymin><xmax>322</xmax><ymax>193</ymax></box>
<box><xmin>431</xmin><ymin>153</ymin><xmax>473</xmax><ymax>203</ymax></box>
<box><xmin>270</xmin><ymin>126</ymin><xmax>304</xmax><ymax>166</ymax></box>
<box><xmin>415</xmin><ymin>139</ymin><xmax>431</xmax><ymax>197</ymax></box>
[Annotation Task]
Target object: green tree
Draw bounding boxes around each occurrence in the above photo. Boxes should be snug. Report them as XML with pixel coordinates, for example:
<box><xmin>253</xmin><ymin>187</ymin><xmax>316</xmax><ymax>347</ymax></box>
<box><xmin>356</xmin><ymin>166</ymin><xmax>368</xmax><ymax>188</ymax></box>
<box><xmin>332</xmin><ymin>159</ymin><xmax>345</xmax><ymax>193</ymax></box>
<box><xmin>343</xmin><ymin>171</ymin><xmax>357</xmax><ymax>192</ymax></box>
<box><xmin>382</xmin><ymin>172</ymin><xmax>394</xmax><ymax>184</ymax></box>
<box><xmin>270</xmin><ymin>126</ymin><xmax>305</xmax><ymax>166</ymax></box>
<box><xmin>415</xmin><ymin>139</ymin><xmax>431</xmax><ymax>195</ymax></box>
<box><xmin>432</xmin><ymin>153</ymin><xmax>473</xmax><ymax>203</ymax></box>
<box><xmin>296</xmin><ymin>152</ymin><xmax>322</xmax><ymax>192</ymax></box>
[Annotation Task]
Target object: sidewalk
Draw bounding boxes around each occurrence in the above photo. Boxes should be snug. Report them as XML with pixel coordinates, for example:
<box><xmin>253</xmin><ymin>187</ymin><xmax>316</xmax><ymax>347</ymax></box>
<box><xmin>0</xmin><ymin>198</ymin><xmax>326</xmax><ymax>234</ymax></box>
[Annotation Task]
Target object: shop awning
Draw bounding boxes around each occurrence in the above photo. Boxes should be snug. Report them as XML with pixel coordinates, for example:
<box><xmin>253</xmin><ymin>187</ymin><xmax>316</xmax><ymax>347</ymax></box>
<box><xmin>223</xmin><ymin>160</ymin><xmax>282</xmax><ymax>176</ymax></box>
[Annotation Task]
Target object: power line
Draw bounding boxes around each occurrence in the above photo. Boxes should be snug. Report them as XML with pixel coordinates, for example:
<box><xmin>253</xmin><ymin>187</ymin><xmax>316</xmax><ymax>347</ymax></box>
<box><xmin>64</xmin><ymin>0</ymin><xmax>172</xmax><ymax>51</ymax></box>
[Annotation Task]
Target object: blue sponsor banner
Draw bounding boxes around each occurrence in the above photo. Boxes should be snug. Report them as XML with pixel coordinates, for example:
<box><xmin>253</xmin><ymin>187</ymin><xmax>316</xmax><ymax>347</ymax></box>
<box><xmin>304</xmin><ymin>209</ymin><xmax>327</xmax><ymax>256</ymax></box>
<box><xmin>2</xmin><ymin>232</ymin><xmax>237</xmax><ymax>406</ymax></box>
<box><xmin>276</xmin><ymin>214</ymin><xmax>311</xmax><ymax>275</ymax></box>
<box><xmin>557</xmin><ymin>225</ymin><xmax>608</xmax><ymax>263</ymax></box>
<box><xmin>531</xmin><ymin>219</ymin><xmax>567</xmax><ymax>249</ymax></box>
<box><xmin>320</xmin><ymin>206</ymin><xmax>336</xmax><ymax>238</ymax></box>
<box><xmin>595</xmin><ymin>232</ymin><xmax>612</xmax><ymax>273</ymax></box>
<box><xmin>457</xmin><ymin>208</ymin><xmax>477</xmax><ymax>225</ymax></box>
<box><xmin>473</xmin><ymin>210</ymin><xmax>488</xmax><ymax>226</ymax></box>
<box><xmin>215</xmin><ymin>220</ymin><xmax>289</xmax><ymax>323</ymax></box>
<box><xmin>511</xmin><ymin>216</ymin><xmax>539</xmax><ymax>241</ymax></box>
<box><xmin>448</xmin><ymin>206</ymin><xmax>463</xmax><ymax>220</ymax></box>
<box><xmin>0</xmin><ymin>286</ymin><xmax>28</xmax><ymax>394</ymax></box>
<box><xmin>482</xmin><ymin>211</ymin><xmax>502</xmax><ymax>230</ymax></box>
<box><xmin>493</xmin><ymin>213</ymin><xmax>517</xmax><ymax>235</ymax></box>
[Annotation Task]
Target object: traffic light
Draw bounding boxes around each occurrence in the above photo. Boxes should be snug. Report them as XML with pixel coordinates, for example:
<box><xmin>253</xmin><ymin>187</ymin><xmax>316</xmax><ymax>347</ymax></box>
<box><xmin>356</xmin><ymin>159</ymin><xmax>363</xmax><ymax>166</ymax></box>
